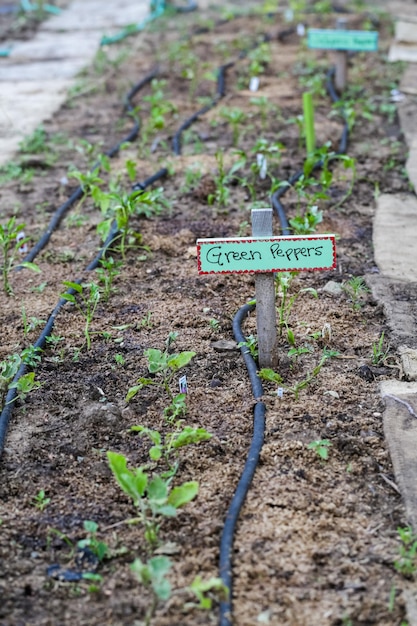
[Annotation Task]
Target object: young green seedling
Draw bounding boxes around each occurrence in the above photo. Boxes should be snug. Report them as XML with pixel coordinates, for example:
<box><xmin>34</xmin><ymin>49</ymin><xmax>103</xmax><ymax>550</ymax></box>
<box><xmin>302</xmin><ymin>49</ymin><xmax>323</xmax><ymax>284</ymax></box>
<box><xmin>394</xmin><ymin>526</ymin><xmax>417</xmax><ymax>577</ymax></box>
<box><xmin>60</xmin><ymin>281</ymin><xmax>100</xmax><ymax>350</ymax></box>
<box><xmin>220</xmin><ymin>107</ymin><xmax>247</xmax><ymax>147</ymax></box>
<box><xmin>107</xmin><ymin>451</ymin><xmax>199</xmax><ymax>547</ymax></box>
<box><xmin>131</xmin><ymin>555</ymin><xmax>172</xmax><ymax>626</ymax></box>
<box><xmin>32</xmin><ymin>489</ymin><xmax>50</xmax><ymax>511</ymax></box>
<box><xmin>0</xmin><ymin>217</ymin><xmax>41</xmax><ymax>295</ymax></box>
<box><xmin>307</xmin><ymin>439</ymin><xmax>332</xmax><ymax>460</ymax></box>
<box><xmin>126</xmin><ymin>334</ymin><xmax>195</xmax><ymax>402</ymax></box>
<box><xmin>371</xmin><ymin>331</ymin><xmax>390</xmax><ymax>366</ymax></box>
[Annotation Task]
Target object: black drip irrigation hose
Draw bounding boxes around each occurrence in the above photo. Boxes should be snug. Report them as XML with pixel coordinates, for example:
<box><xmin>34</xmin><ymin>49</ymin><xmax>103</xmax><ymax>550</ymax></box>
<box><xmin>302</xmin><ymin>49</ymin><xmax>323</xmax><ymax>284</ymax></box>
<box><xmin>219</xmin><ymin>303</ymin><xmax>265</xmax><ymax>626</ymax></box>
<box><xmin>19</xmin><ymin>69</ymin><xmax>159</xmax><ymax>266</ymax></box>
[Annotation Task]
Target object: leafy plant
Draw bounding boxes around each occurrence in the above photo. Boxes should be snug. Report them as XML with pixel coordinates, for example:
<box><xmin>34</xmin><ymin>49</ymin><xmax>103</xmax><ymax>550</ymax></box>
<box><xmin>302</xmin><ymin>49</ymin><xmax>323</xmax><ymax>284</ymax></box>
<box><xmin>21</xmin><ymin>307</ymin><xmax>45</xmax><ymax>338</ymax></box>
<box><xmin>394</xmin><ymin>526</ymin><xmax>417</xmax><ymax>577</ymax></box>
<box><xmin>220</xmin><ymin>107</ymin><xmax>247</xmax><ymax>147</ymax></box>
<box><xmin>126</xmin><ymin>334</ymin><xmax>196</xmax><ymax>402</ymax></box>
<box><xmin>238</xmin><ymin>334</ymin><xmax>258</xmax><ymax>359</ymax></box>
<box><xmin>77</xmin><ymin>520</ymin><xmax>109</xmax><ymax>562</ymax></box>
<box><xmin>107</xmin><ymin>451</ymin><xmax>199</xmax><ymax>547</ymax></box>
<box><xmin>371</xmin><ymin>331</ymin><xmax>390</xmax><ymax>365</ymax></box>
<box><xmin>188</xmin><ymin>575</ymin><xmax>229</xmax><ymax>610</ymax></box>
<box><xmin>342</xmin><ymin>276</ymin><xmax>370</xmax><ymax>311</ymax></box>
<box><xmin>307</xmin><ymin>439</ymin><xmax>332</xmax><ymax>460</ymax></box>
<box><xmin>131</xmin><ymin>424</ymin><xmax>212</xmax><ymax>476</ymax></box>
<box><xmin>207</xmin><ymin>150</ymin><xmax>244</xmax><ymax>209</ymax></box>
<box><xmin>60</xmin><ymin>281</ymin><xmax>100</xmax><ymax>350</ymax></box>
<box><xmin>18</xmin><ymin>125</ymin><xmax>48</xmax><ymax>154</ymax></box>
<box><xmin>289</xmin><ymin>204</ymin><xmax>323</xmax><ymax>235</ymax></box>
<box><xmin>275</xmin><ymin>272</ymin><xmax>317</xmax><ymax>335</ymax></box>
<box><xmin>131</xmin><ymin>555</ymin><xmax>172</xmax><ymax>626</ymax></box>
<box><xmin>0</xmin><ymin>218</ymin><xmax>40</xmax><ymax>295</ymax></box>
<box><xmin>95</xmin><ymin>256</ymin><xmax>122</xmax><ymax>301</ymax></box>
<box><xmin>32</xmin><ymin>489</ymin><xmax>50</xmax><ymax>511</ymax></box>
<box><xmin>163</xmin><ymin>392</ymin><xmax>187</xmax><ymax>424</ymax></box>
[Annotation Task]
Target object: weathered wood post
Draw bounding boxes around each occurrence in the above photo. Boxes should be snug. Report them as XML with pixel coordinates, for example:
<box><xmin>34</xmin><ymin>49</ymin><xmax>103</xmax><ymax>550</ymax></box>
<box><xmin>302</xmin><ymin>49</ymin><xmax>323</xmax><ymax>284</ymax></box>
<box><xmin>334</xmin><ymin>18</ymin><xmax>348</xmax><ymax>93</ymax></box>
<box><xmin>251</xmin><ymin>208</ymin><xmax>277</xmax><ymax>369</ymax></box>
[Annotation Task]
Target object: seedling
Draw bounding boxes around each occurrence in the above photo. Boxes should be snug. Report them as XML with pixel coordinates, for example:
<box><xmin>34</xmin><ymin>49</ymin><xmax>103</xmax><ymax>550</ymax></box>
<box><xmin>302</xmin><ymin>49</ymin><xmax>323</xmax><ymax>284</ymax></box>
<box><xmin>394</xmin><ymin>526</ymin><xmax>417</xmax><ymax>577</ymax></box>
<box><xmin>32</xmin><ymin>489</ymin><xmax>50</xmax><ymax>511</ymax></box>
<box><xmin>95</xmin><ymin>256</ymin><xmax>122</xmax><ymax>301</ymax></box>
<box><xmin>0</xmin><ymin>217</ymin><xmax>41</xmax><ymax>295</ymax></box>
<box><xmin>60</xmin><ymin>281</ymin><xmax>100</xmax><ymax>350</ymax></box>
<box><xmin>21</xmin><ymin>307</ymin><xmax>45</xmax><ymax>337</ymax></box>
<box><xmin>209</xmin><ymin>318</ymin><xmax>220</xmax><ymax>332</ymax></box>
<box><xmin>137</xmin><ymin>312</ymin><xmax>153</xmax><ymax>329</ymax></box>
<box><xmin>220</xmin><ymin>107</ymin><xmax>247</xmax><ymax>147</ymax></box>
<box><xmin>307</xmin><ymin>439</ymin><xmax>332</xmax><ymax>460</ymax></box>
<box><xmin>126</xmin><ymin>334</ymin><xmax>195</xmax><ymax>402</ymax></box>
<box><xmin>9</xmin><ymin>371</ymin><xmax>42</xmax><ymax>403</ymax></box>
<box><xmin>77</xmin><ymin>520</ymin><xmax>109</xmax><ymax>563</ymax></box>
<box><xmin>18</xmin><ymin>125</ymin><xmax>48</xmax><ymax>154</ymax></box>
<box><xmin>207</xmin><ymin>150</ymin><xmax>243</xmax><ymax>209</ymax></box>
<box><xmin>21</xmin><ymin>345</ymin><xmax>42</xmax><ymax>367</ymax></box>
<box><xmin>131</xmin><ymin>555</ymin><xmax>171</xmax><ymax>626</ymax></box>
<box><xmin>163</xmin><ymin>393</ymin><xmax>187</xmax><ymax>424</ymax></box>
<box><xmin>289</xmin><ymin>205</ymin><xmax>323</xmax><ymax>235</ymax></box>
<box><xmin>188</xmin><ymin>575</ymin><xmax>229</xmax><ymax>610</ymax></box>
<box><xmin>107</xmin><ymin>451</ymin><xmax>199</xmax><ymax>547</ymax></box>
<box><xmin>131</xmin><ymin>424</ymin><xmax>212</xmax><ymax>476</ymax></box>
<box><xmin>237</xmin><ymin>334</ymin><xmax>258</xmax><ymax>359</ymax></box>
<box><xmin>275</xmin><ymin>272</ymin><xmax>317</xmax><ymax>335</ymax></box>
<box><xmin>342</xmin><ymin>276</ymin><xmax>370</xmax><ymax>310</ymax></box>
<box><xmin>250</xmin><ymin>96</ymin><xmax>279</xmax><ymax>131</ymax></box>
<box><xmin>371</xmin><ymin>331</ymin><xmax>390</xmax><ymax>365</ymax></box>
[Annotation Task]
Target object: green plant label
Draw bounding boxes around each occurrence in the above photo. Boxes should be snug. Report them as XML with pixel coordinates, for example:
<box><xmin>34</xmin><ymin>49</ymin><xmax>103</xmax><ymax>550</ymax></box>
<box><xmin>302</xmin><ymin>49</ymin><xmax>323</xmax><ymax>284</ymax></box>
<box><xmin>197</xmin><ymin>235</ymin><xmax>336</xmax><ymax>274</ymax></box>
<box><xmin>307</xmin><ymin>29</ymin><xmax>378</xmax><ymax>51</ymax></box>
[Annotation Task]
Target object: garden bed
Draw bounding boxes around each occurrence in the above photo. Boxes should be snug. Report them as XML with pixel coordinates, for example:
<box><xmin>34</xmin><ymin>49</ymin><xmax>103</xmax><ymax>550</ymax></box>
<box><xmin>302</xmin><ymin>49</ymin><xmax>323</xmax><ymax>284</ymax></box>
<box><xmin>0</xmin><ymin>3</ymin><xmax>414</xmax><ymax>625</ymax></box>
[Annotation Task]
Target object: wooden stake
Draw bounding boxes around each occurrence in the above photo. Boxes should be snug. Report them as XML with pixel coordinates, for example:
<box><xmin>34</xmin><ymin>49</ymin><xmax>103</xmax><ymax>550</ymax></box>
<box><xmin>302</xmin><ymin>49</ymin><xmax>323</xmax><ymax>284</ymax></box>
<box><xmin>251</xmin><ymin>208</ymin><xmax>277</xmax><ymax>369</ymax></box>
<box><xmin>334</xmin><ymin>18</ymin><xmax>348</xmax><ymax>93</ymax></box>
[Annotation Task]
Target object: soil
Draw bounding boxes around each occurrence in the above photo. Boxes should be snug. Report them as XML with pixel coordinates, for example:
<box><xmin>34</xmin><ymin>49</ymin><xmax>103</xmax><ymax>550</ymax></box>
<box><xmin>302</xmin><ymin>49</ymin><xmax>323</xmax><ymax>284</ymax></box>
<box><xmin>0</xmin><ymin>4</ymin><xmax>414</xmax><ymax>626</ymax></box>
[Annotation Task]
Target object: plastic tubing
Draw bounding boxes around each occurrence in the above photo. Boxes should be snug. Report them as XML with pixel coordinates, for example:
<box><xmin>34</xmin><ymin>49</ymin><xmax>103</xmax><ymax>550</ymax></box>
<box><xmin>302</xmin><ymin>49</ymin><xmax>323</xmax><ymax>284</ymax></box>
<box><xmin>219</xmin><ymin>303</ymin><xmax>265</xmax><ymax>626</ymax></box>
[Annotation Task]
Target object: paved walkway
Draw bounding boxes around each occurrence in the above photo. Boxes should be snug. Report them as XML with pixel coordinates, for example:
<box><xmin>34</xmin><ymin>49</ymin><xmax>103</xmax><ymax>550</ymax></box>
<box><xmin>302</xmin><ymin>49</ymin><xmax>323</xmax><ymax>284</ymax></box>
<box><xmin>0</xmin><ymin>0</ymin><xmax>149</xmax><ymax>166</ymax></box>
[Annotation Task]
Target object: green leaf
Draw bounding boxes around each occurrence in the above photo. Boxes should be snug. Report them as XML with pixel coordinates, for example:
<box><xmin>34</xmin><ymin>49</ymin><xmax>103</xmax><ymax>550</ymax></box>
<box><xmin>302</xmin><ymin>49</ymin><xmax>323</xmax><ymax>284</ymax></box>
<box><xmin>147</xmin><ymin>475</ymin><xmax>168</xmax><ymax>504</ymax></box>
<box><xmin>171</xmin><ymin>427</ymin><xmax>212</xmax><ymax>449</ymax></box>
<box><xmin>145</xmin><ymin>348</ymin><xmax>167</xmax><ymax>373</ymax></box>
<box><xmin>149</xmin><ymin>446</ymin><xmax>162</xmax><ymax>461</ymax></box>
<box><xmin>19</xmin><ymin>261</ymin><xmax>41</xmax><ymax>273</ymax></box>
<box><xmin>258</xmin><ymin>368</ymin><xmax>283</xmax><ymax>384</ymax></box>
<box><xmin>62</xmin><ymin>281</ymin><xmax>83</xmax><ymax>293</ymax></box>
<box><xmin>167</xmin><ymin>481</ymin><xmax>198</xmax><ymax>509</ymax></box>
<box><xmin>107</xmin><ymin>451</ymin><xmax>147</xmax><ymax>503</ymax></box>
<box><xmin>167</xmin><ymin>351</ymin><xmax>196</xmax><ymax>371</ymax></box>
<box><xmin>83</xmin><ymin>520</ymin><xmax>98</xmax><ymax>533</ymax></box>
<box><xmin>60</xmin><ymin>293</ymin><xmax>76</xmax><ymax>304</ymax></box>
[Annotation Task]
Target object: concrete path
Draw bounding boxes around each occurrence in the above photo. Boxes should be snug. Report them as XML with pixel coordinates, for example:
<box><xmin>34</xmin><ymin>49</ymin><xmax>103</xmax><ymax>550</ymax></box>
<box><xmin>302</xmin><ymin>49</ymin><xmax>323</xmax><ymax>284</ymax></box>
<box><xmin>0</xmin><ymin>0</ymin><xmax>149</xmax><ymax>166</ymax></box>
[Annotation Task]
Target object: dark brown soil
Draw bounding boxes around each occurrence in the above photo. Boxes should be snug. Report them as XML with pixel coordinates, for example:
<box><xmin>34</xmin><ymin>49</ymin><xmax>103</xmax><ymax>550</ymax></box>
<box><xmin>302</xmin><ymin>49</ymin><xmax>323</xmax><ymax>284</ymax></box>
<box><xmin>0</xmin><ymin>4</ymin><xmax>413</xmax><ymax>626</ymax></box>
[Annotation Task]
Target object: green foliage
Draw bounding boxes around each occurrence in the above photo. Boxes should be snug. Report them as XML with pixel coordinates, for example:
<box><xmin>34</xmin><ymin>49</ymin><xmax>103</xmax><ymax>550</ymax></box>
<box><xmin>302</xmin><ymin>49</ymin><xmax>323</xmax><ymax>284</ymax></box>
<box><xmin>0</xmin><ymin>217</ymin><xmax>40</xmax><ymax>295</ymax></box>
<box><xmin>60</xmin><ymin>281</ymin><xmax>100</xmax><ymax>350</ymax></box>
<box><xmin>342</xmin><ymin>276</ymin><xmax>370</xmax><ymax>311</ymax></box>
<box><xmin>18</xmin><ymin>125</ymin><xmax>48</xmax><ymax>154</ymax></box>
<box><xmin>107</xmin><ymin>451</ymin><xmax>199</xmax><ymax>547</ymax></box>
<box><xmin>21</xmin><ymin>306</ymin><xmax>45</xmax><ymax>338</ymax></box>
<box><xmin>258</xmin><ymin>368</ymin><xmax>283</xmax><ymax>385</ymax></box>
<box><xmin>32</xmin><ymin>489</ymin><xmax>50</xmax><ymax>511</ymax></box>
<box><xmin>188</xmin><ymin>575</ymin><xmax>229</xmax><ymax>609</ymax></box>
<box><xmin>289</xmin><ymin>204</ymin><xmax>323</xmax><ymax>235</ymax></box>
<box><xmin>307</xmin><ymin>439</ymin><xmax>332</xmax><ymax>460</ymax></box>
<box><xmin>220</xmin><ymin>106</ymin><xmax>247</xmax><ymax>147</ymax></box>
<box><xmin>207</xmin><ymin>150</ymin><xmax>244</xmax><ymax>209</ymax></box>
<box><xmin>126</xmin><ymin>334</ymin><xmax>195</xmax><ymax>402</ymax></box>
<box><xmin>95</xmin><ymin>256</ymin><xmax>122</xmax><ymax>301</ymax></box>
<box><xmin>132</xmin><ymin>424</ymin><xmax>212</xmax><ymax>475</ymax></box>
<box><xmin>394</xmin><ymin>527</ymin><xmax>417</xmax><ymax>577</ymax></box>
<box><xmin>77</xmin><ymin>520</ymin><xmax>109</xmax><ymax>562</ymax></box>
<box><xmin>238</xmin><ymin>334</ymin><xmax>258</xmax><ymax>359</ymax></box>
<box><xmin>371</xmin><ymin>331</ymin><xmax>390</xmax><ymax>365</ymax></box>
<box><xmin>131</xmin><ymin>555</ymin><xmax>171</xmax><ymax>626</ymax></box>
<box><xmin>275</xmin><ymin>272</ymin><xmax>317</xmax><ymax>334</ymax></box>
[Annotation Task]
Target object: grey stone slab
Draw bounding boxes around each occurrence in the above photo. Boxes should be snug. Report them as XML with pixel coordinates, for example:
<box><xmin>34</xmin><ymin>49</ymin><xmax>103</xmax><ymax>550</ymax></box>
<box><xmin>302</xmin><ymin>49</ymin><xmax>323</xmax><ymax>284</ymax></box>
<box><xmin>407</xmin><ymin>137</ymin><xmax>417</xmax><ymax>192</ymax></box>
<box><xmin>0</xmin><ymin>79</ymin><xmax>74</xmax><ymax>166</ymax></box>
<box><xmin>10</xmin><ymin>31</ymin><xmax>101</xmax><ymax>61</ymax></box>
<box><xmin>401</xmin><ymin>64</ymin><xmax>417</xmax><ymax>95</ymax></box>
<box><xmin>398</xmin><ymin>96</ymin><xmax>417</xmax><ymax>147</ymax></box>
<box><xmin>389</xmin><ymin>42</ymin><xmax>417</xmax><ymax>63</ymax></box>
<box><xmin>399</xmin><ymin>345</ymin><xmax>417</xmax><ymax>381</ymax></box>
<box><xmin>0</xmin><ymin>58</ymin><xmax>86</xmax><ymax>81</ymax></box>
<box><xmin>381</xmin><ymin>380</ymin><xmax>417</xmax><ymax>530</ymax></box>
<box><xmin>396</xmin><ymin>21</ymin><xmax>417</xmax><ymax>44</ymax></box>
<box><xmin>373</xmin><ymin>193</ymin><xmax>417</xmax><ymax>281</ymax></box>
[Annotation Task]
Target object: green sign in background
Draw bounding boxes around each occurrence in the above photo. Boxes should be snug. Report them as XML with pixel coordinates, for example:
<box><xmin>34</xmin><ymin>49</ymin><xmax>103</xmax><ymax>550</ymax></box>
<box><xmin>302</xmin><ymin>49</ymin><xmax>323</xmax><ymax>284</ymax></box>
<box><xmin>307</xmin><ymin>29</ymin><xmax>378</xmax><ymax>51</ymax></box>
<box><xmin>197</xmin><ymin>235</ymin><xmax>336</xmax><ymax>274</ymax></box>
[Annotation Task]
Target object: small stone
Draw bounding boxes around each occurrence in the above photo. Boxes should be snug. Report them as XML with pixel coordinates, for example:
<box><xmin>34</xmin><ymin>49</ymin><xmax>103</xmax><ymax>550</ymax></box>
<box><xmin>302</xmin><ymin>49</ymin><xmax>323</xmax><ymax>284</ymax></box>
<box><xmin>322</xmin><ymin>280</ymin><xmax>343</xmax><ymax>296</ymax></box>
<box><xmin>211</xmin><ymin>340</ymin><xmax>239</xmax><ymax>352</ymax></box>
<box><xmin>324</xmin><ymin>390</ymin><xmax>339</xmax><ymax>399</ymax></box>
